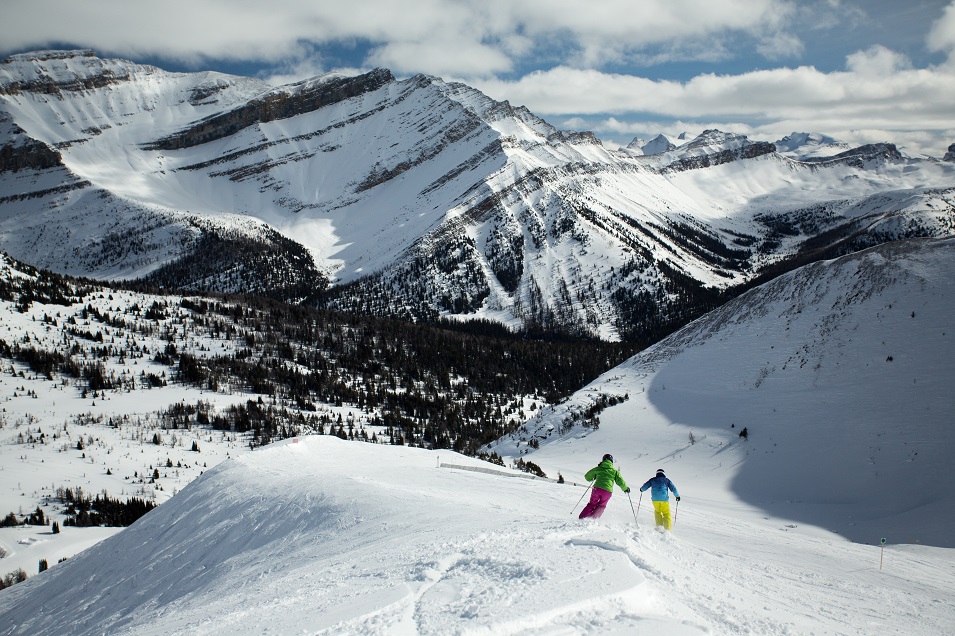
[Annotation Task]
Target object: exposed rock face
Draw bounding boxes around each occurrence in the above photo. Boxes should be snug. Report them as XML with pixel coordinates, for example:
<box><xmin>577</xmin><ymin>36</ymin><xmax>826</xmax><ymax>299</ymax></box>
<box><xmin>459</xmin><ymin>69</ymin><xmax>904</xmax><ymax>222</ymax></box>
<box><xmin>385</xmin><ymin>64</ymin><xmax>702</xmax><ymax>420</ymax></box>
<box><xmin>147</xmin><ymin>69</ymin><xmax>395</xmax><ymax>150</ymax></box>
<box><xmin>4</xmin><ymin>50</ymin><xmax>96</xmax><ymax>63</ymax></box>
<box><xmin>547</xmin><ymin>130</ymin><xmax>599</xmax><ymax>145</ymax></box>
<box><xmin>663</xmin><ymin>140</ymin><xmax>776</xmax><ymax>172</ymax></box>
<box><xmin>944</xmin><ymin>143</ymin><xmax>955</xmax><ymax>162</ymax></box>
<box><xmin>0</xmin><ymin>138</ymin><xmax>62</xmax><ymax>172</ymax></box>
<box><xmin>804</xmin><ymin>143</ymin><xmax>903</xmax><ymax>168</ymax></box>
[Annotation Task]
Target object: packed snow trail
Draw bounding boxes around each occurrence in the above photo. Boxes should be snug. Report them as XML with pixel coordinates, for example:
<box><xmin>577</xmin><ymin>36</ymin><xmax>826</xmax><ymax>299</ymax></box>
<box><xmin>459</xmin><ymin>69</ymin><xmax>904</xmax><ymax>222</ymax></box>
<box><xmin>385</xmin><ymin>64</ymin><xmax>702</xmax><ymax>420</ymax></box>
<box><xmin>1</xmin><ymin>436</ymin><xmax>952</xmax><ymax>635</ymax></box>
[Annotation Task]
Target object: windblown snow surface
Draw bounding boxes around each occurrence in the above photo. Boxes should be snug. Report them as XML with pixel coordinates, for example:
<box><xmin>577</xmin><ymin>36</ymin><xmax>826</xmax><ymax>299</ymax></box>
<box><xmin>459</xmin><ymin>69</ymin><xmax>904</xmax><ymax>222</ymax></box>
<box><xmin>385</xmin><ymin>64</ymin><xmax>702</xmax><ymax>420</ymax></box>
<box><xmin>1</xmin><ymin>238</ymin><xmax>954</xmax><ymax>635</ymax></box>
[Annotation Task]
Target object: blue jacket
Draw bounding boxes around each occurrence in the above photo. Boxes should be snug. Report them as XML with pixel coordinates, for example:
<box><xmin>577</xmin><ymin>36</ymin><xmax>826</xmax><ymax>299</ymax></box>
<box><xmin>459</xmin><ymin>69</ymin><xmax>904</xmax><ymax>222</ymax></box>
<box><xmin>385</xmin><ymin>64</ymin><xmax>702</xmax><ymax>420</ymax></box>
<box><xmin>640</xmin><ymin>474</ymin><xmax>679</xmax><ymax>502</ymax></box>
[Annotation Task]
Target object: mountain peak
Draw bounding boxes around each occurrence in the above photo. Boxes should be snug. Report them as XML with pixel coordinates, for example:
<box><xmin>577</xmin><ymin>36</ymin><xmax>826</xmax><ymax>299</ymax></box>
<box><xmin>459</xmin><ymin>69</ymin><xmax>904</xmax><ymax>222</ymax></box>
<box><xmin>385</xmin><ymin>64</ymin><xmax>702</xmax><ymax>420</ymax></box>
<box><xmin>774</xmin><ymin>131</ymin><xmax>850</xmax><ymax>160</ymax></box>
<box><xmin>683</xmin><ymin>129</ymin><xmax>747</xmax><ymax>149</ymax></box>
<box><xmin>1</xmin><ymin>53</ymin><xmax>953</xmax><ymax>339</ymax></box>
<box><xmin>638</xmin><ymin>133</ymin><xmax>676</xmax><ymax>155</ymax></box>
<box><xmin>0</xmin><ymin>49</ymin><xmax>144</xmax><ymax>96</ymax></box>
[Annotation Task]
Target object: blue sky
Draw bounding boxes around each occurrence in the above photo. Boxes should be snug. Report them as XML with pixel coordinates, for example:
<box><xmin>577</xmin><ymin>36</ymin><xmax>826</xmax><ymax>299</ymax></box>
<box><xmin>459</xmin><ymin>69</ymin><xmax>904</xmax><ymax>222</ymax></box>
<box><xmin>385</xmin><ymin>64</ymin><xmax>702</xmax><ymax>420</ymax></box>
<box><xmin>4</xmin><ymin>0</ymin><xmax>955</xmax><ymax>155</ymax></box>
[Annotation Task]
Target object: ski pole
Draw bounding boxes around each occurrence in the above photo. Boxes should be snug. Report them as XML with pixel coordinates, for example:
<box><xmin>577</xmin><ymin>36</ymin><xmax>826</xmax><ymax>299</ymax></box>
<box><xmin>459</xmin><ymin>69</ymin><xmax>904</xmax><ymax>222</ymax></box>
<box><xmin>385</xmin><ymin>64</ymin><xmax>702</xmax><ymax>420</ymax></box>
<box><xmin>627</xmin><ymin>491</ymin><xmax>638</xmax><ymax>526</ymax></box>
<box><xmin>571</xmin><ymin>480</ymin><xmax>594</xmax><ymax>515</ymax></box>
<box><xmin>673</xmin><ymin>498</ymin><xmax>680</xmax><ymax>528</ymax></box>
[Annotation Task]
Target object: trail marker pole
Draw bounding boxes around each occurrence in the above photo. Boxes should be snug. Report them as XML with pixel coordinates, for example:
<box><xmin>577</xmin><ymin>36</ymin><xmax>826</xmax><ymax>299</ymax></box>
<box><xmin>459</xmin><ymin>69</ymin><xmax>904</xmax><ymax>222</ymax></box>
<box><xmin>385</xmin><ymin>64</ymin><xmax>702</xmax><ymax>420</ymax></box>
<box><xmin>880</xmin><ymin>537</ymin><xmax>886</xmax><ymax>570</ymax></box>
<box><xmin>571</xmin><ymin>480</ymin><xmax>594</xmax><ymax>515</ymax></box>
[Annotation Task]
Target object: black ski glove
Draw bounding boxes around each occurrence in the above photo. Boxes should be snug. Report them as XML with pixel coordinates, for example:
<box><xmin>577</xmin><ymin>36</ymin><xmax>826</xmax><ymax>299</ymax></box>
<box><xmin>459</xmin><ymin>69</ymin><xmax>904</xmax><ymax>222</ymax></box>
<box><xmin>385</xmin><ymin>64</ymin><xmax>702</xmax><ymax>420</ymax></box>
<box><xmin>676</xmin><ymin>496</ymin><xmax>681</xmax><ymax>502</ymax></box>
<box><xmin>625</xmin><ymin>487</ymin><xmax>631</xmax><ymax>493</ymax></box>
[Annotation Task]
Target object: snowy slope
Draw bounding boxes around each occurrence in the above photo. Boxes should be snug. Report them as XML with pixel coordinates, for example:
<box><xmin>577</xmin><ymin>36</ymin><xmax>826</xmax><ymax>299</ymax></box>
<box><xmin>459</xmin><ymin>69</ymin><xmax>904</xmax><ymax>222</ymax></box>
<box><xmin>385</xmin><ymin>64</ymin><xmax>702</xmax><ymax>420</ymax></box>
<box><xmin>0</xmin><ymin>435</ymin><xmax>952</xmax><ymax>635</ymax></box>
<box><xmin>491</xmin><ymin>237</ymin><xmax>955</xmax><ymax>548</ymax></box>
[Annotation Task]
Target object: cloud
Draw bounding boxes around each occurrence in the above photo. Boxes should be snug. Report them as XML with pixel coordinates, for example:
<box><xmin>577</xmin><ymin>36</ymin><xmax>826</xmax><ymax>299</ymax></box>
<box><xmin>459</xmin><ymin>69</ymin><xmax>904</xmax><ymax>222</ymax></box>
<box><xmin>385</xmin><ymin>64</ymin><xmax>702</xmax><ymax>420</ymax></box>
<box><xmin>928</xmin><ymin>1</ymin><xmax>955</xmax><ymax>61</ymax></box>
<box><xmin>472</xmin><ymin>52</ymin><xmax>955</xmax><ymax>125</ymax></box>
<box><xmin>756</xmin><ymin>32</ymin><xmax>805</xmax><ymax>60</ymax></box>
<box><xmin>845</xmin><ymin>45</ymin><xmax>912</xmax><ymax>75</ymax></box>
<box><xmin>501</xmin><ymin>0</ymin><xmax>794</xmax><ymax>67</ymax></box>
<box><xmin>367</xmin><ymin>38</ymin><xmax>514</xmax><ymax>77</ymax></box>
<box><xmin>3</xmin><ymin>0</ymin><xmax>796</xmax><ymax>76</ymax></box>
<box><xmin>3</xmin><ymin>0</ymin><xmax>318</xmax><ymax>64</ymax></box>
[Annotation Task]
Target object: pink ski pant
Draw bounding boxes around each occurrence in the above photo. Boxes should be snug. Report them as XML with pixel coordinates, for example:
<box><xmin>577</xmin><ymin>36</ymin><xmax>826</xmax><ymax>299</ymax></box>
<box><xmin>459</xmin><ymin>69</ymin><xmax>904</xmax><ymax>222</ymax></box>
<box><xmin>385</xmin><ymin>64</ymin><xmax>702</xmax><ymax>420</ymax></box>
<box><xmin>579</xmin><ymin>487</ymin><xmax>613</xmax><ymax>519</ymax></box>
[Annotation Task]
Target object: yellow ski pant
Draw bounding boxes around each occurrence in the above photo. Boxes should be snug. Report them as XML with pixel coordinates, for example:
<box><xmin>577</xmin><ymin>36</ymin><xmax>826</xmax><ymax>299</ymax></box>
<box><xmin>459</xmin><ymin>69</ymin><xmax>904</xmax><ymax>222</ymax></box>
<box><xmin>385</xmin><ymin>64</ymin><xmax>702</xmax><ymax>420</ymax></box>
<box><xmin>652</xmin><ymin>500</ymin><xmax>672</xmax><ymax>530</ymax></box>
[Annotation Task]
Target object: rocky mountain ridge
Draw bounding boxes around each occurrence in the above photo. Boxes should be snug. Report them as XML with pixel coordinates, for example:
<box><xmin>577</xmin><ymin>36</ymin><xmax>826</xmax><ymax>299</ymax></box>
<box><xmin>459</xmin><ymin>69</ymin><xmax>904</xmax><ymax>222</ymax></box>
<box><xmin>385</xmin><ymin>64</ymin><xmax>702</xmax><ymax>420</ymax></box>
<box><xmin>1</xmin><ymin>50</ymin><xmax>954</xmax><ymax>340</ymax></box>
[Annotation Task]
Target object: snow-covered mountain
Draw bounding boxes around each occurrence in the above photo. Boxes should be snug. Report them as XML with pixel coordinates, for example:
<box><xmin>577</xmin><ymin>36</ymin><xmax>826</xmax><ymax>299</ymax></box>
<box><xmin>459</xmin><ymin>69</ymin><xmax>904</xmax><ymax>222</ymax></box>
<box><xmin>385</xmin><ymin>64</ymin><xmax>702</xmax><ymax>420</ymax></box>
<box><xmin>2</xmin><ymin>50</ymin><xmax>954</xmax><ymax>339</ymax></box>
<box><xmin>773</xmin><ymin>131</ymin><xmax>851</xmax><ymax>160</ymax></box>
<box><xmin>492</xmin><ymin>237</ymin><xmax>955</xmax><ymax>548</ymax></box>
<box><xmin>625</xmin><ymin>133</ymin><xmax>676</xmax><ymax>155</ymax></box>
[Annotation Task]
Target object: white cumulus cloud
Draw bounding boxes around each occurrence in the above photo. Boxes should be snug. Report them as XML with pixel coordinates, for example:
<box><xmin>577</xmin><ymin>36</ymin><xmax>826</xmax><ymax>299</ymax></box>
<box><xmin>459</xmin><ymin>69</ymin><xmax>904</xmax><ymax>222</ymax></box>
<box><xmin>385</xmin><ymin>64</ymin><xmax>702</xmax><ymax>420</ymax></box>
<box><xmin>928</xmin><ymin>1</ymin><xmax>955</xmax><ymax>65</ymax></box>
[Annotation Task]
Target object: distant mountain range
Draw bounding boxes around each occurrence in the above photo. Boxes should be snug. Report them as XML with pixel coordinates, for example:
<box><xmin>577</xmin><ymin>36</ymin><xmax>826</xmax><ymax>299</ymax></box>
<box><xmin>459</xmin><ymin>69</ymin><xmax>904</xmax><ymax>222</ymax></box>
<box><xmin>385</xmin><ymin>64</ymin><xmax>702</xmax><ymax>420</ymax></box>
<box><xmin>2</xmin><ymin>50</ymin><xmax>954</xmax><ymax>340</ymax></box>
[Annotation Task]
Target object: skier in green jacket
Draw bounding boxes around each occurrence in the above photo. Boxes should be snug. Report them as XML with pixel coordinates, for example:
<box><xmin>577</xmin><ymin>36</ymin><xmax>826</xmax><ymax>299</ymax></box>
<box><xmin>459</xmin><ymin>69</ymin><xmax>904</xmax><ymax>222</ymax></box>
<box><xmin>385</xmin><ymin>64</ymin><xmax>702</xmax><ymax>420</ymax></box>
<box><xmin>579</xmin><ymin>454</ymin><xmax>629</xmax><ymax>519</ymax></box>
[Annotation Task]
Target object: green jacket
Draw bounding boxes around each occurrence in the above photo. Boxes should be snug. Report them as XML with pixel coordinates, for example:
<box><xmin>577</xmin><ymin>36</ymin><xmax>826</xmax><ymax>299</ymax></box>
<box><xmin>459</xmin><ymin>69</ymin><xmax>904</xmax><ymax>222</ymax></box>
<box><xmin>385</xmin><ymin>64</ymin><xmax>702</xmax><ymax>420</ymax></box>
<box><xmin>585</xmin><ymin>460</ymin><xmax>627</xmax><ymax>493</ymax></box>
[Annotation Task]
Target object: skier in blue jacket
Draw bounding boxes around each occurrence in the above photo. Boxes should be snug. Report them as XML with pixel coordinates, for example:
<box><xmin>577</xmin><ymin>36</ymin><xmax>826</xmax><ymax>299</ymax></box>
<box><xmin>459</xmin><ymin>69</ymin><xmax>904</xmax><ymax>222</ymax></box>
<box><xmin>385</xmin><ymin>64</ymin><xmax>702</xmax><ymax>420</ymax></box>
<box><xmin>639</xmin><ymin>468</ymin><xmax>680</xmax><ymax>530</ymax></box>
